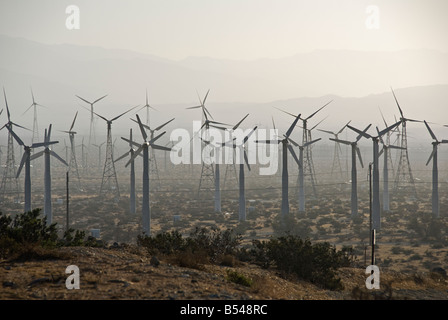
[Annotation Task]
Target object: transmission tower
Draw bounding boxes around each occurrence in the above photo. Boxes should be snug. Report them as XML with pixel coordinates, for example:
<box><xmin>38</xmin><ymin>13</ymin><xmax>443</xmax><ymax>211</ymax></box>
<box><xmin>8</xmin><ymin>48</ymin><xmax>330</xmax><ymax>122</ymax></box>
<box><xmin>390</xmin><ymin>89</ymin><xmax>418</xmax><ymax>198</ymax></box>
<box><xmin>0</xmin><ymin>128</ymin><xmax>20</xmax><ymax>202</ymax></box>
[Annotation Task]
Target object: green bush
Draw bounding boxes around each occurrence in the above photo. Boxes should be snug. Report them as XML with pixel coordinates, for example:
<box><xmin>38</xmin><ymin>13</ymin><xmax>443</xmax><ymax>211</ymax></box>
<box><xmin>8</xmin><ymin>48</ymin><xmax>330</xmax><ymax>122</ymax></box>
<box><xmin>0</xmin><ymin>209</ymin><xmax>101</xmax><ymax>259</ymax></box>
<box><xmin>249</xmin><ymin>235</ymin><xmax>353</xmax><ymax>290</ymax></box>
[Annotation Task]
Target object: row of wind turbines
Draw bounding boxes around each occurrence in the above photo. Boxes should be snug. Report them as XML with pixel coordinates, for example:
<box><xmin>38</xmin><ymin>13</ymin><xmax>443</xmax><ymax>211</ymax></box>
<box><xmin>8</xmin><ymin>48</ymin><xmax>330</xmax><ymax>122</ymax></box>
<box><xmin>0</xmin><ymin>86</ymin><xmax>447</xmax><ymax>237</ymax></box>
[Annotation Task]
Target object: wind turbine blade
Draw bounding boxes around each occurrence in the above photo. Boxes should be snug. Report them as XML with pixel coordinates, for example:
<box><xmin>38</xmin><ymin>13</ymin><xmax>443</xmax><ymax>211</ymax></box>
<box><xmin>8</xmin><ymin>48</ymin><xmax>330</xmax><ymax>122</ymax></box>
<box><xmin>391</xmin><ymin>87</ymin><xmax>404</xmax><ymax>119</ymax></box>
<box><xmin>136</xmin><ymin>114</ymin><xmax>147</xmax><ymax>141</ymax></box>
<box><xmin>30</xmin><ymin>150</ymin><xmax>44</xmax><ymax>161</ymax></box>
<box><xmin>441</xmin><ymin>140</ymin><xmax>448</xmax><ymax>144</ymax></box>
<box><xmin>378</xmin><ymin>120</ymin><xmax>401</xmax><ymax>137</ymax></box>
<box><xmin>121</xmin><ymin>137</ymin><xmax>140</xmax><ymax>148</ymax></box>
<box><xmin>310</xmin><ymin>116</ymin><xmax>328</xmax><ymax>131</ymax></box>
<box><xmin>92</xmin><ymin>110</ymin><xmax>109</xmax><ymax>123</ymax></box>
<box><xmin>356</xmin><ymin>146</ymin><xmax>364</xmax><ymax>168</ymax></box>
<box><xmin>285</xmin><ymin>136</ymin><xmax>299</xmax><ymax>147</ymax></box>
<box><xmin>16</xmin><ymin>152</ymin><xmax>27</xmax><ymax>178</ymax></box>
<box><xmin>114</xmin><ymin>151</ymin><xmax>130</xmax><ymax>162</ymax></box>
<box><xmin>338</xmin><ymin>120</ymin><xmax>352</xmax><ymax>134</ymax></box>
<box><xmin>22</xmin><ymin>104</ymin><xmax>34</xmax><ymax>116</ymax></box>
<box><xmin>379</xmin><ymin>147</ymin><xmax>384</xmax><ymax>157</ymax></box>
<box><xmin>186</xmin><ymin>106</ymin><xmax>201</xmax><ymax>110</ymax></box>
<box><xmin>233</xmin><ymin>113</ymin><xmax>249</xmax><ymax>130</ymax></box>
<box><xmin>304</xmin><ymin>138</ymin><xmax>321</xmax><ymax>148</ymax></box>
<box><xmin>388</xmin><ymin>145</ymin><xmax>406</xmax><ymax>151</ymax></box>
<box><xmin>149</xmin><ymin>131</ymin><xmax>166</xmax><ymax>145</ymax></box>
<box><xmin>151</xmin><ymin>144</ymin><xmax>171</xmax><ymax>151</ymax></box>
<box><xmin>274</xmin><ymin>106</ymin><xmax>297</xmax><ymax>118</ymax></box>
<box><xmin>93</xmin><ymin>95</ymin><xmax>108</xmax><ymax>104</ymax></box>
<box><xmin>426</xmin><ymin>149</ymin><xmax>436</xmax><ymax>166</ymax></box>
<box><xmin>6</xmin><ymin>126</ymin><xmax>24</xmax><ymax>146</ymax></box>
<box><xmin>348</xmin><ymin>124</ymin><xmax>372</xmax><ymax>139</ymax></box>
<box><xmin>330</xmin><ymin>138</ymin><xmax>351</xmax><ymax>146</ymax></box>
<box><xmin>75</xmin><ymin>95</ymin><xmax>92</xmax><ymax>105</ymax></box>
<box><xmin>3</xmin><ymin>88</ymin><xmax>11</xmax><ymax>121</ymax></box>
<box><xmin>111</xmin><ymin>106</ymin><xmax>137</xmax><ymax>122</ymax></box>
<box><xmin>50</xmin><ymin>150</ymin><xmax>68</xmax><ymax>166</ymax></box>
<box><xmin>287</xmin><ymin>144</ymin><xmax>301</xmax><ymax>167</ymax></box>
<box><xmin>424</xmin><ymin>120</ymin><xmax>438</xmax><ymax>141</ymax></box>
<box><xmin>356</xmin><ymin>124</ymin><xmax>372</xmax><ymax>142</ymax></box>
<box><xmin>305</xmin><ymin>100</ymin><xmax>332</xmax><ymax>120</ymax></box>
<box><xmin>10</xmin><ymin>122</ymin><xmax>30</xmax><ymax>131</ymax></box>
<box><xmin>378</xmin><ymin>107</ymin><xmax>388</xmax><ymax>128</ymax></box>
<box><xmin>285</xmin><ymin>114</ymin><xmax>301</xmax><ymax>138</ymax></box>
<box><xmin>203</xmin><ymin>89</ymin><xmax>210</xmax><ymax>105</ymax></box>
<box><xmin>155</xmin><ymin>118</ymin><xmax>175</xmax><ymax>131</ymax></box>
<box><xmin>243</xmin><ymin>126</ymin><xmax>258</xmax><ymax>144</ymax></box>
<box><xmin>31</xmin><ymin>141</ymin><xmax>57</xmax><ymax>148</ymax></box>
<box><xmin>70</xmin><ymin>111</ymin><xmax>78</xmax><ymax>132</ymax></box>
<box><xmin>317</xmin><ymin>129</ymin><xmax>335</xmax><ymax>135</ymax></box>
<box><xmin>131</xmin><ymin>118</ymin><xmax>151</xmax><ymax>130</ymax></box>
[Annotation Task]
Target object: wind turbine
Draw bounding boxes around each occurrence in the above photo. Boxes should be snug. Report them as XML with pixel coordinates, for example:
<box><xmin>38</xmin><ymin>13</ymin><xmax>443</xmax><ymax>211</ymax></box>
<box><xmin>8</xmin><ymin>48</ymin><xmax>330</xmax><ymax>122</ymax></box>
<box><xmin>226</xmin><ymin>114</ymin><xmax>251</xmax><ymax>185</ymax></box>
<box><xmin>76</xmin><ymin>94</ymin><xmax>107</xmax><ymax>146</ymax></box>
<box><xmin>391</xmin><ymin>88</ymin><xmax>421</xmax><ymax>197</ymax></box>
<box><xmin>90</xmin><ymin>106</ymin><xmax>137</xmax><ymax>198</ymax></box>
<box><xmin>135</xmin><ymin>89</ymin><xmax>157</xmax><ymax>126</ymax></box>
<box><xmin>348</xmin><ymin>120</ymin><xmax>401</xmax><ymax>230</ymax></box>
<box><xmin>23</xmin><ymin>87</ymin><xmax>48</xmax><ymax>144</ymax></box>
<box><xmin>377</xmin><ymin>128</ymin><xmax>406</xmax><ymax>212</ymax></box>
<box><xmin>286</xmin><ymin>137</ymin><xmax>321</xmax><ymax>213</ymax></box>
<box><xmin>61</xmin><ymin>111</ymin><xmax>82</xmax><ymax>190</ymax></box>
<box><xmin>256</xmin><ymin>113</ymin><xmax>302</xmax><ymax>216</ymax></box>
<box><xmin>131</xmin><ymin>116</ymin><xmax>175</xmax><ymax>189</ymax></box>
<box><xmin>186</xmin><ymin>89</ymin><xmax>213</xmax><ymax>120</ymax></box>
<box><xmin>30</xmin><ymin>124</ymin><xmax>67</xmax><ymax>225</ymax></box>
<box><xmin>276</xmin><ymin>101</ymin><xmax>332</xmax><ymax>196</ymax></box>
<box><xmin>125</xmin><ymin>114</ymin><xmax>171</xmax><ymax>235</ymax></box>
<box><xmin>317</xmin><ymin>121</ymin><xmax>351</xmax><ymax>180</ymax></box>
<box><xmin>223</xmin><ymin>126</ymin><xmax>258</xmax><ymax>221</ymax></box>
<box><xmin>5</xmin><ymin>124</ymin><xmax>54</xmax><ymax>213</ymax></box>
<box><xmin>423</xmin><ymin>120</ymin><xmax>448</xmax><ymax>217</ymax></box>
<box><xmin>330</xmin><ymin>124</ymin><xmax>371</xmax><ymax>218</ymax></box>
<box><xmin>115</xmin><ymin>129</ymin><xmax>137</xmax><ymax>214</ymax></box>
<box><xmin>0</xmin><ymin>88</ymin><xmax>28</xmax><ymax>201</ymax></box>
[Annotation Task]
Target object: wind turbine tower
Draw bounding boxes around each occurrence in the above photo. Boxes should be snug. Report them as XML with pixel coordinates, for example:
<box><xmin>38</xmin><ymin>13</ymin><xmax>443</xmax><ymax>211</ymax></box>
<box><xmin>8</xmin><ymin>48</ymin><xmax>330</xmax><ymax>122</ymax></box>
<box><xmin>330</xmin><ymin>124</ymin><xmax>371</xmax><ymax>218</ymax></box>
<box><xmin>391</xmin><ymin>88</ymin><xmax>419</xmax><ymax>198</ymax></box>
<box><xmin>0</xmin><ymin>88</ymin><xmax>25</xmax><ymax>202</ymax></box>
<box><xmin>30</xmin><ymin>125</ymin><xmax>67</xmax><ymax>225</ymax></box>
<box><xmin>348</xmin><ymin>120</ymin><xmax>401</xmax><ymax>230</ymax></box>
<box><xmin>256</xmin><ymin>113</ymin><xmax>301</xmax><ymax>216</ymax></box>
<box><xmin>423</xmin><ymin>120</ymin><xmax>447</xmax><ymax>217</ymax></box>
<box><xmin>126</xmin><ymin>115</ymin><xmax>170</xmax><ymax>235</ymax></box>
<box><xmin>92</xmin><ymin>106</ymin><xmax>136</xmax><ymax>199</ymax></box>
<box><xmin>62</xmin><ymin>112</ymin><xmax>82</xmax><ymax>191</ymax></box>
<box><xmin>76</xmin><ymin>94</ymin><xmax>107</xmax><ymax>146</ymax></box>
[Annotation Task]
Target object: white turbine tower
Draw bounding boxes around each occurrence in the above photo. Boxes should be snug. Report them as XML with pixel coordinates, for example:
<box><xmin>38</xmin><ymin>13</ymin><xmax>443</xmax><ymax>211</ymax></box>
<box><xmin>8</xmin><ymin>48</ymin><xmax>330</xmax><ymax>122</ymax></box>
<box><xmin>135</xmin><ymin>89</ymin><xmax>157</xmax><ymax>126</ymax></box>
<box><xmin>23</xmin><ymin>87</ymin><xmax>47</xmax><ymax>144</ymax></box>
<box><xmin>348</xmin><ymin>120</ymin><xmax>401</xmax><ymax>230</ymax></box>
<box><xmin>223</xmin><ymin>126</ymin><xmax>258</xmax><ymax>221</ymax></box>
<box><xmin>377</xmin><ymin>128</ymin><xmax>406</xmax><ymax>212</ymax></box>
<box><xmin>126</xmin><ymin>115</ymin><xmax>171</xmax><ymax>235</ymax></box>
<box><xmin>30</xmin><ymin>125</ymin><xmax>67</xmax><ymax>225</ymax></box>
<box><xmin>330</xmin><ymin>124</ymin><xmax>371</xmax><ymax>218</ymax></box>
<box><xmin>286</xmin><ymin>137</ymin><xmax>321</xmax><ymax>213</ymax></box>
<box><xmin>76</xmin><ymin>94</ymin><xmax>107</xmax><ymax>146</ymax></box>
<box><xmin>256</xmin><ymin>113</ymin><xmax>302</xmax><ymax>216</ymax></box>
<box><xmin>6</xmin><ymin>124</ymin><xmax>53</xmax><ymax>213</ymax></box>
<box><xmin>423</xmin><ymin>120</ymin><xmax>448</xmax><ymax>217</ymax></box>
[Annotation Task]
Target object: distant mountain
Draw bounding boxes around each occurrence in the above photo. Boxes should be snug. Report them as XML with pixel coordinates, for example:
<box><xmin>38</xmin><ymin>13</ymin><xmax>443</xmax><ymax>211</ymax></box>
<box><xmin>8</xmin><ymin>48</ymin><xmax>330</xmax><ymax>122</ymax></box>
<box><xmin>0</xmin><ymin>34</ymin><xmax>446</xmax><ymax>143</ymax></box>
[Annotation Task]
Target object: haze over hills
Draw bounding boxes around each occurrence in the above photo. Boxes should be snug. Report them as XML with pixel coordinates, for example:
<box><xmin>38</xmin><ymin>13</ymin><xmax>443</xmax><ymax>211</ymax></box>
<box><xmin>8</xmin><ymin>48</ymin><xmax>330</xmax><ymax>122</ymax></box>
<box><xmin>0</xmin><ymin>34</ymin><xmax>447</xmax><ymax>145</ymax></box>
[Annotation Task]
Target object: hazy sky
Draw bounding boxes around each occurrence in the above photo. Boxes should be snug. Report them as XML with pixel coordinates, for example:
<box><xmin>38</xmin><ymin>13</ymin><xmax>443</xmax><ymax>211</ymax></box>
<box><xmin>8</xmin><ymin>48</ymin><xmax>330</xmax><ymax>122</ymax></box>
<box><xmin>1</xmin><ymin>0</ymin><xmax>447</xmax><ymax>60</ymax></box>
